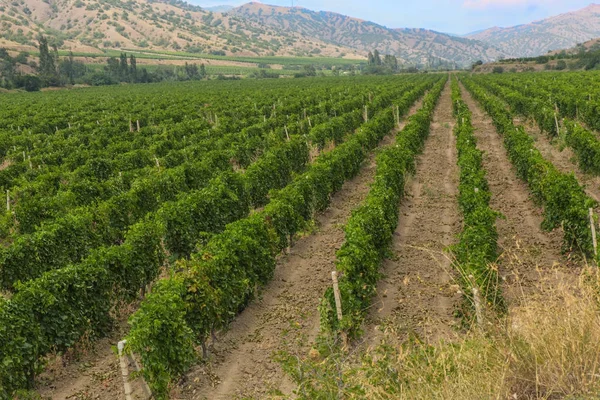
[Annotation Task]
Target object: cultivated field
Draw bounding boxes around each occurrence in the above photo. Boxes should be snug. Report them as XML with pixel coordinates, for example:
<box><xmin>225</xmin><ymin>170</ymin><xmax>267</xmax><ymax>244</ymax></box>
<box><xmin>1</xmin><ymin>71</ymin><xmax>600</xmax><ymax>399</ymax></box>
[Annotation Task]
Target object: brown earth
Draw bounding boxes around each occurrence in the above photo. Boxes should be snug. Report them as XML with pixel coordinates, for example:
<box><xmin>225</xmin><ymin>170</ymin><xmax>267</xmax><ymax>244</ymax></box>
<box><xmin>515</xmin><ymin>117</ymin><xmax>600</xmax><ymax>204</ymax></box>
<box><xmin>35</xmin><ymin>315</ymin><xmax>146</xmax><ymax>400</ymax></box>
<box><xmin>460</xmin><ymin>83</ymin><xmax>581</xmax><ymax>306</ymax></box>
<box><xmin>177</xmin><ymin>97</ymin><xmax>427</xmax><ymax>400</ymax></box>
<box><xmin>361</xmin><ymin>81</ymin><xmax>462</xmax><ymax>347</ymax></box>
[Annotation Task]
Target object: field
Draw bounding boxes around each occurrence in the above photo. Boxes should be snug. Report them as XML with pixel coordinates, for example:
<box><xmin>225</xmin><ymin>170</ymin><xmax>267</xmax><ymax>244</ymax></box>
<box><xmin>83</xmin><ymin>62</ymin><xmax>305</xmax><ymax>77</ymax></box>
<box><xmin>1</xmin><ymin>71</ymin><xmax>600</xmax><ymax>399</ymax></box>
<box><xmin>43</xmin><ymin>49</ymin><xmax>362</xmax><ymax>69</ymax></box>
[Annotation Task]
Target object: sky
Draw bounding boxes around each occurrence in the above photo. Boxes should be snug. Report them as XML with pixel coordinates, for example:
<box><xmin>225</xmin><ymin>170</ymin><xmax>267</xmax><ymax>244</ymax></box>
<box><xmin>192</xmin><ymin>0</ymin><xmax>594</xmax><ymax>35</ymax></box>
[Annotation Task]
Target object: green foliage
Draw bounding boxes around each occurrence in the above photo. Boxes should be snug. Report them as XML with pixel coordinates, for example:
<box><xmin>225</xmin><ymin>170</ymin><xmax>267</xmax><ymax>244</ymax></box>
<box><xmin>564</xmin><ymin>120</ymin><xmax>600</xmax><ymax>175</ymax></box>
<box><xmin>0</xmin><ymin>75</ymin><xmax>444</xmax><ymax>397</ymax></box>
<box><xmin>462</xmin><ymin>76</ymin><xmax>596</xmax><ymax>255</ymax></box>
<box><xmin>450</xmin><ymin>78</ymin><xmax>504</xmax><ymax>320</ymax></box>
<box><xmin>126</xmin><ymin>75</ymin><xmax>443</xmax><ymax>397</ymax></box>
<box><xmin>474</xmin><ymin>78</ymin><xmax>558</xmax><ymax>136</ymax></box>
<box><xmin>126</xmin><ymin>276</ymin><xmax>196</xmax><ymax>398</ymax></box>
<box><xmin>320</xmin><ymin>77</ymin><xmax>447</xmax><ymax>336</ymax></box>
<box><xmin>477</xmin><ymin>73</ymin><xmax>600</xmax><ymax>178</ymax></box>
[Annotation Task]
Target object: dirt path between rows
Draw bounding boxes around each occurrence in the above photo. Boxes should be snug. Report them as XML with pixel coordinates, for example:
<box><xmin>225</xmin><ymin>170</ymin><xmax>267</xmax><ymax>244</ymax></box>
<box><xmin>515</xmin><ymin>117</ymin><xmax>600</xmax><ymax>204</ymax></box>
<box><xmin>359</xmin><ymin>81</ymin><xmax>461</xmax><ymax>347</ymax></box>
<box><xmin>178</xmin><ymin>98</ymin><xmax>427</xmax><ymax>400</ymax></box>
<box><xmin>460</xmin><ymin>84</ymin><xmax>579</xmax><ymax>305</ymax></box>
<box><xmin>36</xmin><ymin>318</ymin><xmax>135</xmax><ymax>400</ymax></box>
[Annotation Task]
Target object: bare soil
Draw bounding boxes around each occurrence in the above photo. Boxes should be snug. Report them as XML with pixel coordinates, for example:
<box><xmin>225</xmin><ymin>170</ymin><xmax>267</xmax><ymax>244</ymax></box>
<box><xmin>35</xmin><ymin>316</ymin><xmax>149</xmax><ymax>400</ymax></box>
<box><xmin>361</xmin><ymin>81</ymin><xmax>462</xmax><ymax>347</ymax></box>
<box><xmin>460</xmin><ymin>84</ymin><xmax>580</xmax><ymax>306</ymax></box>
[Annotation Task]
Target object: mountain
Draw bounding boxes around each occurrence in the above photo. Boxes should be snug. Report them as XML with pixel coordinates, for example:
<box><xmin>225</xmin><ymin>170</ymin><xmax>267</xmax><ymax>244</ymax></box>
<box><xmin>0</xmin><ymin>0</ymin><xmax>361</xmax><ymax>58</ymax></box>
<box><xmin>0</xmin><ymin>0</ymin><xmax>505</xmax><ymax>67</ymax></box>
<box><xmin>229</xmin><ymin>2</ymin><xmax>505</xmax><ymax>67</ymax></box>
<box><xmin>467</xmin><ymin>4</ymin><xmax>600</xmax><ymax>57</ymax></box>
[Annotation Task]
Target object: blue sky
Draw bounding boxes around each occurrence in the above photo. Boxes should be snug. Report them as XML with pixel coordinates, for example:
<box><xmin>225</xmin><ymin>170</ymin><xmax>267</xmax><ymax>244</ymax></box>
<box><xmin>193</xmin><ymin>0</ymin><xmax>594</xmax><ymax>35</ymax></box>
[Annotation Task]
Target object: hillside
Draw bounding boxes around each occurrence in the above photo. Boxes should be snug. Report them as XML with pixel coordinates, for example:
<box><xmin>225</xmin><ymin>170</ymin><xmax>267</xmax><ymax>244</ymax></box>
<box><xmin>0</xmin><ymin>0</ymin><xmax>506</xmax><ymax>68</ymax></box>
<box><xmin>467</xmin><ymin>3</ymin><xmax>600</xmax><ymax>57</ymax></box>
<box><xmin>549</xmin><ymin>36</ymin><xmax>600</xmax><ymax>55</ymax></box>
<box><xmin>0</xmin><ymin>0</ymin><xmax>362</xmax><ymax>58</ymax></box>
<box><xmin>230</xmin><ymin>2</ymin><xmax>506</xmax><ymax>67</ymax></box>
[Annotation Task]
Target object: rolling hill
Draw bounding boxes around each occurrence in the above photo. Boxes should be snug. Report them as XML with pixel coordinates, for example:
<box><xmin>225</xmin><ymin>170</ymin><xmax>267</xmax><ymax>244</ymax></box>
<box><xmin>467</xmin><ymin>3</ymin><xmax>600</xmax><ymax>57</ymax></box>
<box><xmin>229</xmin><ymin>2</ymin><xmax>506</xmax><ymax>67</ymax></box>
<box><xmin>5</xmin><ymin>0</ymin><xmax>598</xmax><ymax>68</ymax></box>
<box><xmin>0</xmin><ymin>0</ymin><xmax>362</xmax><ymax>58</ymax></box>
<box><xmin>0</xmin><ymin>0</ymin><xmax>508</xmax><ymax>67</ymax></box>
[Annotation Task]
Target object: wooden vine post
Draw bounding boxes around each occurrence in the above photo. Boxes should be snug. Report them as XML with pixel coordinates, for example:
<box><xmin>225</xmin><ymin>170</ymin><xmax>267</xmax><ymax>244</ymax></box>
<box><xmin>118</xmin><ymin>339</ymin><xmax>153</xmax><ymax>400</ymax></box>
<box><xmin>468</xmin><ymin>274</ymin><xmax>485</xmax><ymax>329</ymax></box>
<box><xmin>589</xmin><ymin>208</ymin><xmax>598</xmax><ymax>262</ymax></box>
<box><xmin>331</xmin><ymin>271</ymin><xmax>343</xmax><ymax>321</ymax></box>
<box><xmin>472</xmin><ymin>286</ymin><xmax>484</xmax><ymax>329</ymax></box>
<box><xmin>331</xmin><ymin>271</ymin><xmax>347</xmax><ymax>347</ymax></box>
<box><xmin>118</xmin><ymin>340</ymin><xmax>133</xmax><ymax>400</ymax></box>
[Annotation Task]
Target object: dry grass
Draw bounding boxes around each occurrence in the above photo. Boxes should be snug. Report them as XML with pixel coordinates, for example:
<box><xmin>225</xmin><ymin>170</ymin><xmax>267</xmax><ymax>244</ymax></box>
<box><xmin>285</xmin><ymin>267</ymin><xmax>600</xmax><ymax>399</ymax></box>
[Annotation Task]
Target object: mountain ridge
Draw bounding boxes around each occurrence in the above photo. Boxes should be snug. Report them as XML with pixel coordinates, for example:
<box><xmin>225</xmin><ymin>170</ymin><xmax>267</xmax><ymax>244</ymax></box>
<box><xmin>0</xmin><ymin>0</ymin><xmax>363</xmax><ymax>58</ymax></box>
<box><xmin>229</xmin><ymin>2</ymin><xmax>506</xmax><ymax>66</ymax></box>
<box><xmin>467</xmin><ymin>3</ymin><xmax>600</xmax><ymax>57</ymax></box>
<box><xmin>0</xmin><ymin>0</ymin><xmax>507</xmax><ymax>67</ymax></box>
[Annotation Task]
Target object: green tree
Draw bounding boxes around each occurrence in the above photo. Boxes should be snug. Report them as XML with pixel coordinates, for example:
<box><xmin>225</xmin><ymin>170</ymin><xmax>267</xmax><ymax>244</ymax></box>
<box><xmin>38</xmin><ymin>35</ymin><xmax>59</xmax><ymax>86</ymax></box>
<box><xmin>303</xmin><ymin>64</ymin><xmax>316</xmax><ymax>76</ymax></box>
<box><xmin>556</xmin><ymin>60</ymin><xmax>567</xmax><ymax>70</ymax></box>
<box><xmin>19</xmin><ymin>75</ymin><xmax>42</xmax><ymax>92</ymax></box>
<box><xmin>59</xmin><ymin>52</ymin><xmax>86</xmax><ymax>85</ymax></box>
<box><xmin>60</xmin><ymin>52</ymin><xmax>76</xmax><ymax>84</ymax></box>
<box><xmin>0</xmin><ymin>57</ymin><xmax>16</xmax><ymax>89</ymax></box>
<box><xmin>119</xmin><ymin>52</ymin><xmax>128</xmax><ymax>81</ymax></box>
<box><xmin>129</xmin><ymin>54</ymin><xmax>137</xmax><ymax>82</ymax></box>
<box><xmin>184</xmin><ymin>62</ymin><xmax>199</xmax><ymax>80</ymax></box>
<box><xmin>383</xmin><ymin>54</ymin><xmax>398</xmax><ymax>71</ymax></box>
<box><xmin>105</xmin><ymin>56</ymin><xmax>120</xmax><ymax>81</ymax></box>
<box><xmin>373</xmin><ymin>49</ymin><xmax>382</xmax><ymax>66</ymax></box>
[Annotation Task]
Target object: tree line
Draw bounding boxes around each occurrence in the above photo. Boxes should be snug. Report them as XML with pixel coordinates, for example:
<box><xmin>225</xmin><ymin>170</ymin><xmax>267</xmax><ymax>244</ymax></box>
<box><xmin>0</xmin><ymin>36</ymin><xmax>208</xmax><ymax>91</ymax></box>
<box><xmin>364</xmin><ymin>49</ymin><xmax>400</xmax><ymax>74</ymax></box>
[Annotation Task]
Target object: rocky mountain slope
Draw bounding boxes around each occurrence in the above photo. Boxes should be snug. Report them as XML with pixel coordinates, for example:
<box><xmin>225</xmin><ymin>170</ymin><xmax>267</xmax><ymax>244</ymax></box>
<box><xmin>0</xmin><ymin>0</ymin><xmax>361</xmax><ymax>58</ymax></box>
<box><xmin>230</xmin><ymin>2</ymin><xmax>505</xmax><ymax>66</ymax></box>
<box><xmin>0</xmin><ymin>0</ymin><xmax>506</xmax><ymax>66</ymax></box>
<box><xmin>6</xmin><ymin>0</ymin><xmax>596</xmax><ymax>66</ymax></box>
<box><xmin>467</xmin><ymin>3</ymin><xmax>600</xmax><ymax>57</ymax></box>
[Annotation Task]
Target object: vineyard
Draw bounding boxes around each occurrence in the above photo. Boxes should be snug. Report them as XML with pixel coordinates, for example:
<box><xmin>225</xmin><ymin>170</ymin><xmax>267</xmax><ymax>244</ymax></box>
<box><xmin>1</xmin><ymin>71</ymin><xmax>600</xmax><ymax>399</ymax></box>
